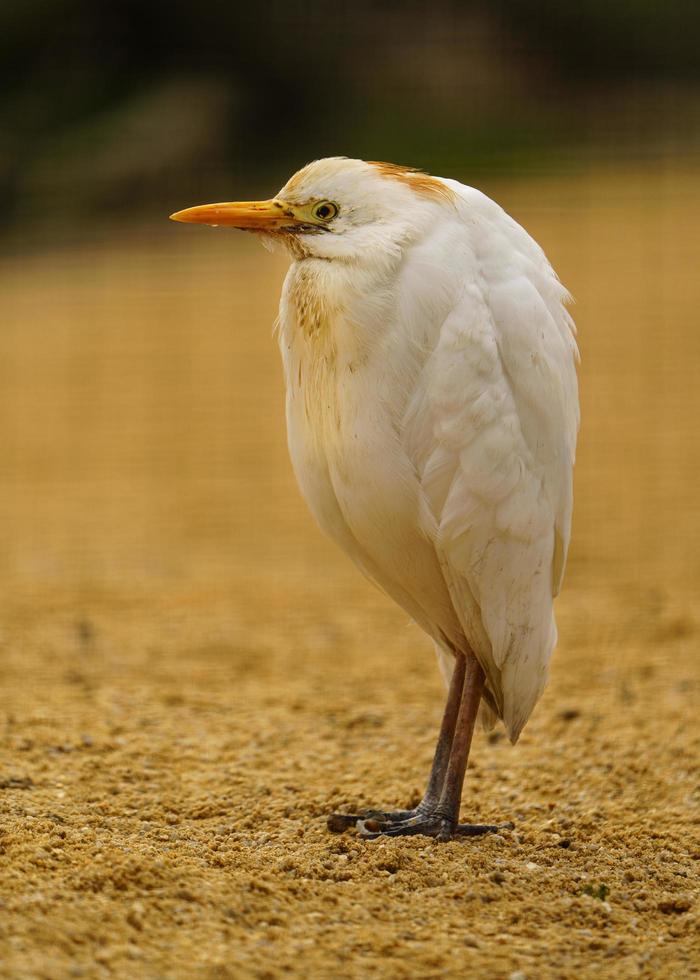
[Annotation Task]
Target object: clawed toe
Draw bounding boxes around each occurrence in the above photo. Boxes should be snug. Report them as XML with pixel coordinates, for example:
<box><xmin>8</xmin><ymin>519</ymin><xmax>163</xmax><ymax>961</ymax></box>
<box><xmin>328</xmin><ymin>807</ymin><xmax>512</xmax><ymax>840</ymax></box>
<box><xmin>327</xmin><ymin>813</ymin><xmax>363</xmax><ymax>833</ymax></box>
<box><xmin>357</xmin><ymin>815</ymin><xmax>443</xmax><ymax>839</ymax></box>
<box><xmin>357</xmin><ymin>816</ymin><xmax>509</xmax><ymax>840</ymax></box>
<box><xmin>327</xmin><ymin>807</ymin><xmax>418</xmax><ymax>834</ymax></box>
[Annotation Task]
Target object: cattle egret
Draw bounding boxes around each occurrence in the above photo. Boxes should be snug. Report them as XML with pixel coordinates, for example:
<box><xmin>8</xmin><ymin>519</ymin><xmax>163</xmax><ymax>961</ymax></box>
<box><xmin>171</xmin><ymin>158</ymin><xmax>579</xmax><ymax>841</ymax></box>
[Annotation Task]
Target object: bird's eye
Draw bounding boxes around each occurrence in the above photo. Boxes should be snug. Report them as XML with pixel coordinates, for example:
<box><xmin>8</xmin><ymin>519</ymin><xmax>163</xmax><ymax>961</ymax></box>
<box><xmin>312</xmin><ymin>201</ymin><xmax>338</xmax><ymax>222</ymax></box>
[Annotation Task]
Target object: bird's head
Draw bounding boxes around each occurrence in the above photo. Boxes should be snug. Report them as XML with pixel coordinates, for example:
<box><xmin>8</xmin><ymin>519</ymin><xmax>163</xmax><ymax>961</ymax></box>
<box><xmin>170</xmin><ymin>157</ymin><xmax>456</xmax><ymax>263</ymax></box>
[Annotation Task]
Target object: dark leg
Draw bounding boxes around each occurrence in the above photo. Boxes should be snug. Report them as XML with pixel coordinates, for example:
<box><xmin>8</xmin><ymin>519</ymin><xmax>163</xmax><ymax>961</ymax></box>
<box><xmin>327</xmin><ymin>652</ymin><xmax>466</xmax><ymax>833</ymax></box>
<box><xmin>357</xmin><ymin>651</ymin><xmax>508</xmax><ymax>840</ymax></box>
<box><xmin>418</xmin><ymin>652</ymin><xmax>466</xmax><ymax>811</ymax></box>
<box><xmin>328</xmin><ymin>650</ymin><xmax>510</xmax><ymax>840</ymax></box>
<box><xmin>432</xmin><ymin>650</ymin><xmax>490</xmax><ymax>837</ymax></box>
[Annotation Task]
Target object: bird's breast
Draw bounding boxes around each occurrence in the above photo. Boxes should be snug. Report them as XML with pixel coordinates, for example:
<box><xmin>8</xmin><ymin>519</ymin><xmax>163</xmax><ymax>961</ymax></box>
<box><xmin>288</xmin><ymin>262</ymin><xmax>338</xmax><ymax>341</ymax></box>
<box><xmin>278</xmin><ymin>261</ymin><xmax>459</xmax><ymax>645</ymax></box>
<box><xmin>280</xmin><ymin>260</ymin><xmax>383</xmax><ymax>448</ymax></box>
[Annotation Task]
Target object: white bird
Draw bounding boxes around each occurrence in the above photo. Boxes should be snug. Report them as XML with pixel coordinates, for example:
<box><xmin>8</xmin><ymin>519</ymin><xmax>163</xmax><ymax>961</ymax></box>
<box><xmin>171</xmin><ymin>157</ymin><xmax>579</xmax><ymax>841</ymax></box>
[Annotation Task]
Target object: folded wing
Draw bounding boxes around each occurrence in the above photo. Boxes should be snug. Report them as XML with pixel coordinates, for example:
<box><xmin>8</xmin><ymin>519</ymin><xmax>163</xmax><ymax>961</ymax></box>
<box><xmin>403</xmin><ymin>185</ymin><xmax>579</xmax><ymax>741</ymax></box>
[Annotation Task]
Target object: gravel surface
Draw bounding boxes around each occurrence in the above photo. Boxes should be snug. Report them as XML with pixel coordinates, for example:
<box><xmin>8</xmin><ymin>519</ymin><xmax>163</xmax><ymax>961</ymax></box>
<box><xmin>0</xmin><ymin>583</ymin><xmax>697</xmax><ymax>979</ymax></box>
<box><xmin>1</xmin><ymin>169</ymin><xmax>699</xmax><ymax>977</ymax></box>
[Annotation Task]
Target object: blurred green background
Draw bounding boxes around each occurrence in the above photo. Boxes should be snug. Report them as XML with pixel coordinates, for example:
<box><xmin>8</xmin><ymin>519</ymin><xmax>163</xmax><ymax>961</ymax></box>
<box><xmin>4</xmin><ymin>0</ymin><xmax>700</xmax><ymax>243</ymax></box>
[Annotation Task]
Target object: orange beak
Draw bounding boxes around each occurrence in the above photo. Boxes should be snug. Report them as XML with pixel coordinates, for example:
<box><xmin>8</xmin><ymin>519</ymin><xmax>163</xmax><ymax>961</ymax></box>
<box><xmin>169</xmin><ymin>198</ymin><xmax>305</xmax><ymax>230</ymax></box>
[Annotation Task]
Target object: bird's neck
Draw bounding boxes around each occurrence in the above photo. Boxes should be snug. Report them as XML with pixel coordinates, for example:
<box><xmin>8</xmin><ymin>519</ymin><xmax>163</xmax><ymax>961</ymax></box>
<box><xmin>287</xmin><ymin>261</ymin><xmax>339</xmax><ymax>343</ymax></box>
<box><xmin>285</xmin><ymin>256</ymin><xmax>398</xmax><ymax>351</ymax></box>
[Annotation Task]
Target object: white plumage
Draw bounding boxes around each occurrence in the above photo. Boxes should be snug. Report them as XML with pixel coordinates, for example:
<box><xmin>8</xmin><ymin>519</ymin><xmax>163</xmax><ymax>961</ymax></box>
<box><xmin>275</xmin><ymin>159</ymin><xmax>579</xmax><ymax>743</ymax></box>
<box><xmin>171</xmin><ymin>156</ymin><xmax>579</xmax><ymax>837</ymax></box>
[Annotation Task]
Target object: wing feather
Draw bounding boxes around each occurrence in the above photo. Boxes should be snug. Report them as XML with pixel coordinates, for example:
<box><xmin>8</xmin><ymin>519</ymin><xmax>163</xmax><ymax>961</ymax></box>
<box><xmin>403</xmin><ymin>185</ymin><xmax>579</xmax><ymax>741</ymax></box>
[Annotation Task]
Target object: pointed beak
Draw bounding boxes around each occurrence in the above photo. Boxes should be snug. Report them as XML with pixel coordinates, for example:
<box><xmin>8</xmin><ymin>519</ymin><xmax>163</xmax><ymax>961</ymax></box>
<box><xmin>169</xmin><ymin>198</ymin><xmax>304</xmax><ymax>230</ymax></box>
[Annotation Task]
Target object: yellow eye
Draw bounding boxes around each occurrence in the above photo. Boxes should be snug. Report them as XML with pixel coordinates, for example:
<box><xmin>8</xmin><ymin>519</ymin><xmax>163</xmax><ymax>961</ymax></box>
<box><xmin>312</xmin><ymin>201</ymin><xmax>338</xmax><ymax>222</ymax></box>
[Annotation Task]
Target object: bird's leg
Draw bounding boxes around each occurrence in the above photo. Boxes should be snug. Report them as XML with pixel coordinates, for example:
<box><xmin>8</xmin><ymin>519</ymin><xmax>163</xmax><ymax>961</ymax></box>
<box><xmin>431</xmin><ymin>650</ymin><xmax>495</xmax><ymax>838</ymax></box>
<box><xmin>357</xmin><ymin>650</ymin><xmax>508</xmax><ymax>840</ymax></box>
<box><xmin>327</xmin><ymin>649</ymin><xmax>510</xmax><ymax>840</ymax></box>
<box><xmin>326</xmin><ymin>652</ymin><xmax>467</xmax><ymax>833</ymax></box>
<box><xmin>410</xmin><ymin>650</ymin><xmax>467</xmax><ymax>813</ymax></box>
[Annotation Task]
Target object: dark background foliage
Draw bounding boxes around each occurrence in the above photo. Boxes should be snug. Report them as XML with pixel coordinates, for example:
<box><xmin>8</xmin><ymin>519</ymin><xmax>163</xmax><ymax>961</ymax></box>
<box><xmin>3</xmin><ymin>0</ymin><xmax>699</xmax><ymax>236</ymax></box>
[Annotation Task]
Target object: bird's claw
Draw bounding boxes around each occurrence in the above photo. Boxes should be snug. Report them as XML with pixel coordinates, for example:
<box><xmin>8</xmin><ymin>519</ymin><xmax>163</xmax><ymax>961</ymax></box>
<box><xmin>327</xmin><ymin>808</ymin><xmax>417</xmax><ymax>833</ymax></box>
<box><xmin>357</xmin><ymin>816</ymin><xmax>512</xmax><ymax>841</ymax></box>
<box><xmin>328</xmin><ymin>807</ymin><xmax>513</xmax><ymax>841</ymax></box>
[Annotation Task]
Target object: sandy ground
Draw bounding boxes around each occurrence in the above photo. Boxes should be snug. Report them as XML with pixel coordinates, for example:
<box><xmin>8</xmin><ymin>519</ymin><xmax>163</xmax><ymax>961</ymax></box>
<box><xmin>0</xmin><ymin>581</ymin><xmax>698</xmax><ymax>979</ymax></box>
<box><xmin>0</xmin><ymin>167</ymin><xmax>699</xmax><ymax>978</ymax></box>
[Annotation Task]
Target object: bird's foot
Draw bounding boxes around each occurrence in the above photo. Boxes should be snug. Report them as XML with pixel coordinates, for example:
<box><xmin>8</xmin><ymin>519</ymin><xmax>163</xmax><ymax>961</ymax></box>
<box><xmin>358</xmin><ymin>812</ymin><xmax>512</xmax><ymax>841</ymax></box>
<box><xmin>327</xmin><ymin>806</ymin><xmax>513</xmax><ymax>841</ymax></box>
<box><xmin>326</xmin><ymin>808</ymin><xmax>418</xmax><ymax>834</ymax></box>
